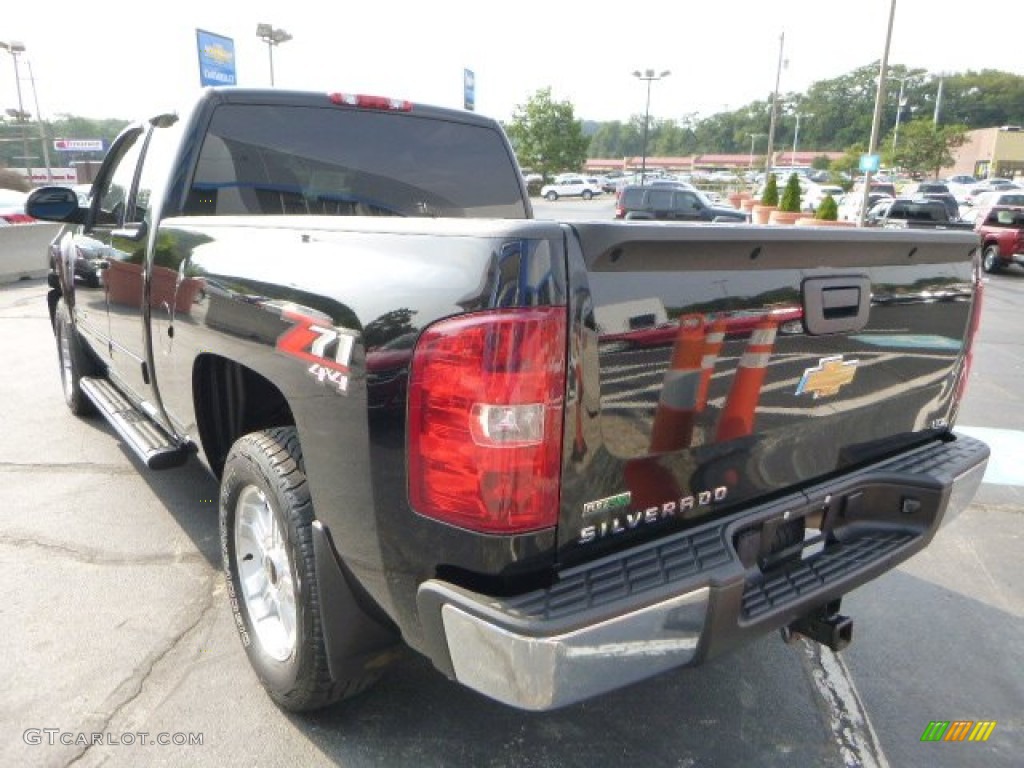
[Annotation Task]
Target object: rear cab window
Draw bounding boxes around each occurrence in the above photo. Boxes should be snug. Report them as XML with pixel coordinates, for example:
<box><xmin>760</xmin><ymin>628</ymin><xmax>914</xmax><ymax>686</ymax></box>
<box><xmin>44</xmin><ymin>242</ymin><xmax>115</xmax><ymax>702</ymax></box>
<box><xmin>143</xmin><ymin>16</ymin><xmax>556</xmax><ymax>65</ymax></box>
<box><xmin>186</xmin><ymin>104</ymin><xmax>527</xmax><ymax>219</ymax></box>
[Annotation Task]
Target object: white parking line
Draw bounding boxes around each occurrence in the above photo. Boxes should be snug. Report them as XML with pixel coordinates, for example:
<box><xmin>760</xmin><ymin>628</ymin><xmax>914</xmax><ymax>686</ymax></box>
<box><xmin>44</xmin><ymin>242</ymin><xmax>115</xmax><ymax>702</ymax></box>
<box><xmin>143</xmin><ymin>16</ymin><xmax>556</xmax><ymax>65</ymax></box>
<box><xmin>955</xmin><ymin>427</ymin><xmax>1024</xmax><ymax>487</ymax></box>
<box><xmin>800</xmin><ymin>640</ymin><xmax>890</xmax><ymax>768</ymax></box>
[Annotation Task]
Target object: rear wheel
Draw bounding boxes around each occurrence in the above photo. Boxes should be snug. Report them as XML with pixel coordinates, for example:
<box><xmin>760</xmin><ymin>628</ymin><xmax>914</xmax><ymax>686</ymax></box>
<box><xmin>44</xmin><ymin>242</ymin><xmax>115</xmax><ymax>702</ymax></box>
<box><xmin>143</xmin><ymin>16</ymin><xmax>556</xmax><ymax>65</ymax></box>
<box><xmin>545</xmin><ymin>191</ymin><xmax>558</xmax><ymax>201</ymax></box>
<box><xmin>982</xmin><ymin>244</ymin><xmax>1002</xmax><ymax>274</ymax></box>
<box><xmin>582</xmin><ymin>190</ymin><xmax>593</xmax><ymax>200</ymax></box>
<box><xmin>54</xmin><ymin>298</ymin><xmax>96</xmax><ymax>416</ymax></box>
<box><xmin>221</xmin><ymin>427</ymin><xmax>382</xmax><ymax>711</ymax></box>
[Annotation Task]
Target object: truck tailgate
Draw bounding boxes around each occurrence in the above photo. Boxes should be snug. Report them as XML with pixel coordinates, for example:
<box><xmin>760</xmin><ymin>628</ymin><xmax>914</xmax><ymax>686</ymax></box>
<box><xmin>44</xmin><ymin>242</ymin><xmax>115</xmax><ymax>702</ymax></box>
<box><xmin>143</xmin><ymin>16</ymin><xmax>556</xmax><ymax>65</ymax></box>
<box><xmin>558</xmin><ymin>223</ymin><xmax>980</xmax><ymax>558</ymax></box>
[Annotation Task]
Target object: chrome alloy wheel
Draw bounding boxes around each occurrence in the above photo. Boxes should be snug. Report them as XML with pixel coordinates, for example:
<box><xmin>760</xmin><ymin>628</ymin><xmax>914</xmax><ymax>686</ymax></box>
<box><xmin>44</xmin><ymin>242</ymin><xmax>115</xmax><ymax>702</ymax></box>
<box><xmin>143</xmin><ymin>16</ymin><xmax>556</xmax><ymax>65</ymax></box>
<box><xmin>234</xmin><ymin>485</ymin><xmax>297</xmax><ymax>662</ymax></box>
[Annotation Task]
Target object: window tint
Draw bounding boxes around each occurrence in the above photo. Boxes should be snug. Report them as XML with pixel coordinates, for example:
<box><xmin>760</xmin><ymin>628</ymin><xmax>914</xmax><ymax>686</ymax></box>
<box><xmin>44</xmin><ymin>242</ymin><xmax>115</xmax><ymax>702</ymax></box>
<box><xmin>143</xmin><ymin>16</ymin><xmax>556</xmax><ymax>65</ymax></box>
<box><xmin>96</xmin><ymin>129</ymin><xmax>145</xmax><ymax>227</ymax></box>
<box><xmin>676</xmin><ymin>191</ymin><xmax>700</xmax><ymax>210</ymax></box>
<box><xmin>648</xmin><ymin>189</ymin><xmax>673</xmax><ymax>209</ymax></box>
<box><xmin>187</xmin><ymin>104</ymin><xmax>527</xmax><ymax>218</ymax></box>
<box><xmin>621</xmin><ymin>188</ymin><xmax>646</xmax><ymax>208</ymax></box>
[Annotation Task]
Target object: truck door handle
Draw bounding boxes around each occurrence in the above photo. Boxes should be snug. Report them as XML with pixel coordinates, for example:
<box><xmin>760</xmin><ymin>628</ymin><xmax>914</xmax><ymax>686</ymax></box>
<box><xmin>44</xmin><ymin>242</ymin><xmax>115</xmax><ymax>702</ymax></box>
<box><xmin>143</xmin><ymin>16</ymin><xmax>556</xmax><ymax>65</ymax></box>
<box><xmin>802</xmin><ymin>276</ymin><xmax>871</xmax><ymax>335</ymax></box>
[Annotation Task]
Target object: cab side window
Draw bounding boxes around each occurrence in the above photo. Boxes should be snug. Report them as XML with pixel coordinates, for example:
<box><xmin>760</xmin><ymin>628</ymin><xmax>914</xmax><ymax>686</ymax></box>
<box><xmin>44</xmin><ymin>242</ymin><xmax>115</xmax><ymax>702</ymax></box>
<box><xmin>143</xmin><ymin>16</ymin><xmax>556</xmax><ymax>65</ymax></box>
<box><xmin>134</xmin><ymin>119</ymin><xmax>183</xmax><ymax>227</ymax></box>
<box><xmin>95</xmin><ymin>130</ymin><xmax>145</xmax><ymax>228</ymax></box>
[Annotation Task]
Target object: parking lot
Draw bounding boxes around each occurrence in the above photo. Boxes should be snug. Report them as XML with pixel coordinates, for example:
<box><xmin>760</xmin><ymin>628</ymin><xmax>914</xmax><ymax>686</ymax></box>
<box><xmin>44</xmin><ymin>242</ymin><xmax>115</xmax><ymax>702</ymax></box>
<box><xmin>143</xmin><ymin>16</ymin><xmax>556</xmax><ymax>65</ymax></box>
<box><xmin>1</xmin><ymin>209</ymin><xmax>1021</xmax><ymax>766</ymax></box>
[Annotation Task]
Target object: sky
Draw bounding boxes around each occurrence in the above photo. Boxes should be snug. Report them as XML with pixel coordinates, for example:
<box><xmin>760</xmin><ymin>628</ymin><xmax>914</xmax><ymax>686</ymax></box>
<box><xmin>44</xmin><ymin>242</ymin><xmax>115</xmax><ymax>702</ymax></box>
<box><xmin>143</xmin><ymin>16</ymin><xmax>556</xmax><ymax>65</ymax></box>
<box><xmin>2</xmin><ymin>0</ymin><xmax>1022</xmax><ymax>132</ymax></box>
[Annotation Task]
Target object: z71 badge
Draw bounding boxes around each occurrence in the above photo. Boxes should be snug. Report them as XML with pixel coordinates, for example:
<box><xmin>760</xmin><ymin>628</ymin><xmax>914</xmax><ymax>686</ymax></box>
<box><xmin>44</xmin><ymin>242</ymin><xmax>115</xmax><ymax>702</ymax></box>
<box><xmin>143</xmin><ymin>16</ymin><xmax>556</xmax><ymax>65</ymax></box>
<box><xmin>276</xmin><ymin>309</ymin><xmax>358</xmax><ymax>394</ymax></box>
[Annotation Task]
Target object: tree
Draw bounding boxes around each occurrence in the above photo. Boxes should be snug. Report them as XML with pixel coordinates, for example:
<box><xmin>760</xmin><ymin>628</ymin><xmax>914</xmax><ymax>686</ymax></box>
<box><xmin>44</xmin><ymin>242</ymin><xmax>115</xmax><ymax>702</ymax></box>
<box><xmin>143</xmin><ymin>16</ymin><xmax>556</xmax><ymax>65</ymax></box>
<box><xmin>779</xmin><ymin>173</ymin><xmax>802</xmax><ymax>212</ymax></box>
<box><xmin>505</xmin><ymin>88</ymin><xmax>589</xmax><ymax>181</ymax></box>
<box><xmin>760</xmin><ymin>173</ymin><xmax>779</xmax><ymax>206</ymax></box>
<box><xmin>887</xmin><ymin>119</ymin><xmax>968</xmax><ymax>178</ymax></box>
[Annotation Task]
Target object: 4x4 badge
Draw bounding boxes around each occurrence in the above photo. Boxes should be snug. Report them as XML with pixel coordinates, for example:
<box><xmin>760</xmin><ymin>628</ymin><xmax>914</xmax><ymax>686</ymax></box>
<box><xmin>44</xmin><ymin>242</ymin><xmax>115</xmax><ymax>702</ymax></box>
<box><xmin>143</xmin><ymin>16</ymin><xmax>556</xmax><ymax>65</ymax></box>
<box><xmin>796</xmin><ymin>355</ymin><xmax>859</xmax><ymax>399</ymax></box>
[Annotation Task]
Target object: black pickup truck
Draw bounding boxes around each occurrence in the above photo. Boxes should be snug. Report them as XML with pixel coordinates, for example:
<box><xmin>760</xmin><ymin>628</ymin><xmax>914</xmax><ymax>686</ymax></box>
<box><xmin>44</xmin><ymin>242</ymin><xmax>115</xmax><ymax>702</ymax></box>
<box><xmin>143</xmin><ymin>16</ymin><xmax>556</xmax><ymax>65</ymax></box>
<box><xmin>28</xmin><ymin>87</ymin><xmax>989</xmax><ymax>713</ymax></box>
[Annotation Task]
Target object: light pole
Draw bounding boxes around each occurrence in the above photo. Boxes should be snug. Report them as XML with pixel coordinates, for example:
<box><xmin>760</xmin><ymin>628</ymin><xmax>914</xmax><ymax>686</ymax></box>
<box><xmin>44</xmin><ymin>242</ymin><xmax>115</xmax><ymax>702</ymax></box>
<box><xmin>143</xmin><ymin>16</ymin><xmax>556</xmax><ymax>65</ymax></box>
<box><xmin>858</xmin><ymin>0</ymin><xmax>897</xmax><ymax>227</ymax></box>
<box><xmin>889</xmin><ymin>75</ymin><xmax>911</xmax><ymax>163</ymax></box>
<box><xmin>25</xmin><ymin>58</ymin><xmax>53</xmax><ymax>183</ymax></box>
<box><xmin>256</xmin><ymin>24</ymin><xmax>292</xmax><ymax>87</ymax></box>
<box><xmin>791</xmin><ymin>112</ymin><xmax>803</xmax><ymax>166</ymax></box>
<box><xmin>748</xmin><ymin>133</ymin><xmax>766</xmax><ymax>172</ymax></box>
<box><xmin>764</xmin><ymin>32</ymin><xmax>785</xmax><ymax>178</ymax></box>
<box><xmin>632</xmin><ymin>69</ymin><xmax>670</xmax><ymax>184</ymax></box>
<box><xmin>0</xmin><ymin>40</ymin><xmax>33</xmax><ymax>183</ymax></box>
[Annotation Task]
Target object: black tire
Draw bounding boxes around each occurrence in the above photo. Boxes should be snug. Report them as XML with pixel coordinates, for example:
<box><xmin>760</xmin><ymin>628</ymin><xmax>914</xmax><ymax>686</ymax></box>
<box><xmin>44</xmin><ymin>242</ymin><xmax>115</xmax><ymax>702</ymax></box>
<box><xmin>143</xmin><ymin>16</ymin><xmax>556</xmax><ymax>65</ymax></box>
<box><xmin>220</xmin><ymin>427</ymin><xmax>379</xmax><ymax>711</ymax></box>
<box><xmin>982</xmin><ymin>244</ymin><xmax>1002</xmax><ymax>274</ymax></box>
<box><xmin>582</xmin><ymin>190</ymin><xmax>593</xmax><ymax>201</ymax></box>
<box><xmin>54</xmin><ymin>298</ymin><xmax>96</xmax><ymax>416</ymax></box>
<box><xmin>545</xmin><ymin>191</ymin><xmax>558</xmax><ymax>201</ymax></box>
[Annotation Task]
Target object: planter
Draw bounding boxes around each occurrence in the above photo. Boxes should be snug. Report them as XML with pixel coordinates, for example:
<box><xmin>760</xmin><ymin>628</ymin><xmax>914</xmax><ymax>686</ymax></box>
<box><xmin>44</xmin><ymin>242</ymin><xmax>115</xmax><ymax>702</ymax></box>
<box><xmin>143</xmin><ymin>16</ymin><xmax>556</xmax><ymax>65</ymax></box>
<box><xmin>751</xmin><ymin>204</ymin><xmax>777</xmax><ymax>224</ymax></box>
<box><xmin>768</xmin><ymin>210</ymin><xmax>805</xmax><ymax>225</ymax></box>
<box><xmin>794</xmin><ymin>218</ymin><xmax>857</xmax><ymax>228</ymax></box>
<box><xmin>739</xmin><ymin>198</ymin><xmax>758</xmax><ymax>215</ymax></box>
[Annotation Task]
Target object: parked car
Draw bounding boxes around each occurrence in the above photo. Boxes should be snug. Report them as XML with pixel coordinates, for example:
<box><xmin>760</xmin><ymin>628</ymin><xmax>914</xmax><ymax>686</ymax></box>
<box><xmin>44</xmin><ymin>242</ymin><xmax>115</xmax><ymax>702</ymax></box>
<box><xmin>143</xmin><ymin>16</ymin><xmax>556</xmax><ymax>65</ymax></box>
<box><xmin>540</xmin><ymin>177</ymin><xmax>603</xmax><ymax>201</ymax></box>
<box><xmin>0</xmin><ymin>188</ymin><xmax>28</xmax><ymax>216</ymax></box>
<box><xmin>837</xmin><ymin>192</ymin><xmax>894</xmax><ymax>222</ymax></box>
<box><xmin>802</xmin><ymin>185</ymin><xmax>845</xmax><ymax>213</ymax></box>
<box><xmin>976</xmin><ymin>205</ymin><xmax>1024</xmax><ymax>273</ymax></box>
<box><xmin>614</xmin><ymin>185</ymin><xmax>747</xmax><ymax>222</ymax></box>
<box><xmin>863</xmin><ymin>197</ymin><xmax>974</xmax><ymax>229</ymax></box>
<box><xmin>902</xmin><ymin>183</ymin><xmax>959</xmax><ymax>220</ymax></box>
<box><xmin>968</xmin><ymin>188</ymin><xmax>1024</xmax><ymax>213</ymax></box>
<box><xmin>945</xmin><ymin>174</ymin><xmax>977</xmax><ymax>186</ymax></box>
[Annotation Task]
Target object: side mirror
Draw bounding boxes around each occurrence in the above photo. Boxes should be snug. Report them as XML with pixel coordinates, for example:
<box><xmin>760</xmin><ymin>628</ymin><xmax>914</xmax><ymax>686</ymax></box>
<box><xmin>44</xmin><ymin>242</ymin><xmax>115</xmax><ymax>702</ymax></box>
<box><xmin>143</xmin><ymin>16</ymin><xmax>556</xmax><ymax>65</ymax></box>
<box><xmin>25</xmin><ymin>186</ymin><xmax>85</xmax><ymax>224</ymax></box>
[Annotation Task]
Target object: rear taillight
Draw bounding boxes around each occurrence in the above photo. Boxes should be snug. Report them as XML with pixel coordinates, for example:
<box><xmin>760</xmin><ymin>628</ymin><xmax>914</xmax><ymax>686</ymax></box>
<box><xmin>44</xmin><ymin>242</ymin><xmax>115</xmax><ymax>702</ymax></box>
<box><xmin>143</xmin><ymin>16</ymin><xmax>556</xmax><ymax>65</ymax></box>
<box><xmin>408</xmin><ymin>308</ymin><xmax>567</xmax><ymax>534</ymax></box>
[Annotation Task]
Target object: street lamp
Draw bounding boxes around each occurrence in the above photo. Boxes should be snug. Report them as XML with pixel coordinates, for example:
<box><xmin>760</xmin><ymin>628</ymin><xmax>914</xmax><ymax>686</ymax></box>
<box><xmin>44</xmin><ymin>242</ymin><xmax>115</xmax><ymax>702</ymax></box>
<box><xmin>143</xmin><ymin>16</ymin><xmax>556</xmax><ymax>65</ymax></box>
<box><xmin>256</xmin><ymin>23</ymin><xmax>292</xmax><ymax>87</ymax></box>
<box><xmin>632</xmin><ymin>69</ymin><xmax>670</xmax><ymax>184</ymax></box>
<box><xmin>888</xmin><ymin>75</ymin><xmax>911</xmax><ymax>162</ymax></box>
<box><xmin>0</xmin><ymin>40</ymin><xmax>33</xmax><ymax>183</ymax></box>
<box><xmin>858</xmin><ymin>0</ymin><xmax>898</xmax><ymax>227</ymax></box>
<box><xmin>24</xmin><ymin>57</ymin><xmax>53</xmax><ymax>182</ymax></box>
<box><xmin>764</xmin><ymin>32</ymin><xmax>786</xmax><ymax>177</ymax></box>
<box><xmin>748</xmin><ymin>133</ymin><xmax>766</xmax><ymax>171</ymax></box>
<box><xmin>791</xmin><ymin>111</ymin><xmax>810</xmax><ymax>167</ymax></box>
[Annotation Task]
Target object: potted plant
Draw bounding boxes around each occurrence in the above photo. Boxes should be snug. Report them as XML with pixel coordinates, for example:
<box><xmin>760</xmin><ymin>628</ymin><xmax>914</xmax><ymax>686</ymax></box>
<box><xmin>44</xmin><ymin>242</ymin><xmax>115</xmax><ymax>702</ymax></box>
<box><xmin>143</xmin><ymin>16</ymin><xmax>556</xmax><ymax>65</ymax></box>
<box><xmin>816</xmin><ymin>194</ymin><xmax>839</xmax><ymax>220</ymax></box>
<box><xmin>751</xmin><ymin>173</ymin><xmax>779</xmax><ymax>224</ymax></box>
<box><xmin>795</xmin><ymin>193</ymin><xmax>856</xmax><ymax>227</ymax></box>
<box><xmin>769</xmin><ymin>173</ymin><xmax>805</xmax><ymax>224</ymax></box>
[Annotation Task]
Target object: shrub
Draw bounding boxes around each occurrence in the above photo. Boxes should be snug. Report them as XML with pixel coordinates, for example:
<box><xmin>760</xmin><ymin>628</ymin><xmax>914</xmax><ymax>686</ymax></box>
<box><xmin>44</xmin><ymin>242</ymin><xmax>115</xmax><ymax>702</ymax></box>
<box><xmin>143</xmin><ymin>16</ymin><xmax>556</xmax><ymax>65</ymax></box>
<box><xmin>816</xmin><ymin>194</ymin><xmax>839</xmax><ymax>220</ymax></box>
<box><xmin>760</xmin><ymin>173</ymin><xmax>779</xmax><ymax>206</ymax></box>
<box><xmin>779</xmin><ymin>173</ymin><xmax>802</xmax><ymax>213</ymax></box>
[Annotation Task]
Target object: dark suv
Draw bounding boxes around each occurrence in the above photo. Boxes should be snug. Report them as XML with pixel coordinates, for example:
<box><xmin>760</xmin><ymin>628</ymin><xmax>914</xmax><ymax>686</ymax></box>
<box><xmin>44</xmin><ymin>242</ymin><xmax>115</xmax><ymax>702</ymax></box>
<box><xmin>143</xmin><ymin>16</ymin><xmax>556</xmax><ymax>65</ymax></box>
<box><xmin>615</xmin><ymin>185</ymin><xmax>746</xmax><ymax>222</ymax></box>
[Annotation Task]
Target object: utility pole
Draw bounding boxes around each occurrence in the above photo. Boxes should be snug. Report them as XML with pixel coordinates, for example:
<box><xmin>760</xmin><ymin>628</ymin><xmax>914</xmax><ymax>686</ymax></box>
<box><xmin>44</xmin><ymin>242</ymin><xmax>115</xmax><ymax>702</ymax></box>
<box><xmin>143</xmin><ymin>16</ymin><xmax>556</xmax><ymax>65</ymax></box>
<box><xmin>0</xmin><ymin>41</ymin><xmax>33</xmax><ymax>183</ymax></box>
<box><xmin>25</xmin><ymin>60</ymin><xmax>53</xmax><ymax>183</ymax></box>
<box><xmin>858</xmin><ymin>0</ymin><xmax>897</xmax><ymax>227</ymax></box>
<box><xmin>764</xmin><ymin>32</ymin><xmax>785</xmax><ymax>179</ymax></box>
<box><xmin>933</xmin><ymin>76</ymin><xmax>944</xmax><ymax>125</ymax></box>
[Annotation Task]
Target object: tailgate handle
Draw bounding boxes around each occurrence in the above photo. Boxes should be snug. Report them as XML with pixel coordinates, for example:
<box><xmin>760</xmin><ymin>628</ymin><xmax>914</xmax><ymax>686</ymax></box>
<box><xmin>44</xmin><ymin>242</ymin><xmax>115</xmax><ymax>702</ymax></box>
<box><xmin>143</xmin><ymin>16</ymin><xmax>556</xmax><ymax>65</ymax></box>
<box><xmin>802</xmin><ymin>276</ymin><xmax>871</xmax><ymax>335</ymax></box>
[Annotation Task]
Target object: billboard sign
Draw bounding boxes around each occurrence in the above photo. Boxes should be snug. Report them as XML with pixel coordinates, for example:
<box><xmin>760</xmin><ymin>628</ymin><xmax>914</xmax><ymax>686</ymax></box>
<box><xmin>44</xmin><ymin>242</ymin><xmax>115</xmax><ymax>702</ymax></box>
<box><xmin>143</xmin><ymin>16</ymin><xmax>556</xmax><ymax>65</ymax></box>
<box><xmin>53</xmin><ymin>139</ymin><xmax>105</xmax><ymax>152</ymax></box>
<box><xmin>196</xmin><ymin>29</ymin><xmax>237</xmax><ymax>87</ymax></box>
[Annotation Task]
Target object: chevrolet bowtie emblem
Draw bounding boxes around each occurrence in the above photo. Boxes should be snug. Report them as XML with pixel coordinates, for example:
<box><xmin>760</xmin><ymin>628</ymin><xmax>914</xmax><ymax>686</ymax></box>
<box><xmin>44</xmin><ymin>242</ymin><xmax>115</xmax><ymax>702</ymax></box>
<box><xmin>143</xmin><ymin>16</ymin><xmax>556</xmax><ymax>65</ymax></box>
<box><xmin>796</xmin><ymin>355</ymin><xmax>859</xmax><ymax>399</ymax></box>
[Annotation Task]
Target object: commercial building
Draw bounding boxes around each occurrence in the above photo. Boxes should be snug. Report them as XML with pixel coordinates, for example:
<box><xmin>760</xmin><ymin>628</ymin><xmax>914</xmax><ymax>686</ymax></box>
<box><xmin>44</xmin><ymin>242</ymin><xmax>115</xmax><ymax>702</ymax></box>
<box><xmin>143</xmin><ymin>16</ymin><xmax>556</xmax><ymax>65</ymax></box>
<box><xmin>942</xmin><ymin>126</ymin><xmax>1024</xmax><ymax>180</ymax></box>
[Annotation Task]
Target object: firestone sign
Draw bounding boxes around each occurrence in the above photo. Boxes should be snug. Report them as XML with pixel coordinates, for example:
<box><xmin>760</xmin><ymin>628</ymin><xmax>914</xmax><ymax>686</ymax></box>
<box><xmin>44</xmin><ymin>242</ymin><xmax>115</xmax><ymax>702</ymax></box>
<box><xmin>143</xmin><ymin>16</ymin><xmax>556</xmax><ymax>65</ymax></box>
<box><xmin>53</xmin><ymin>139</ymin><xmax>105</xmax><ymax>152</ymax></box>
